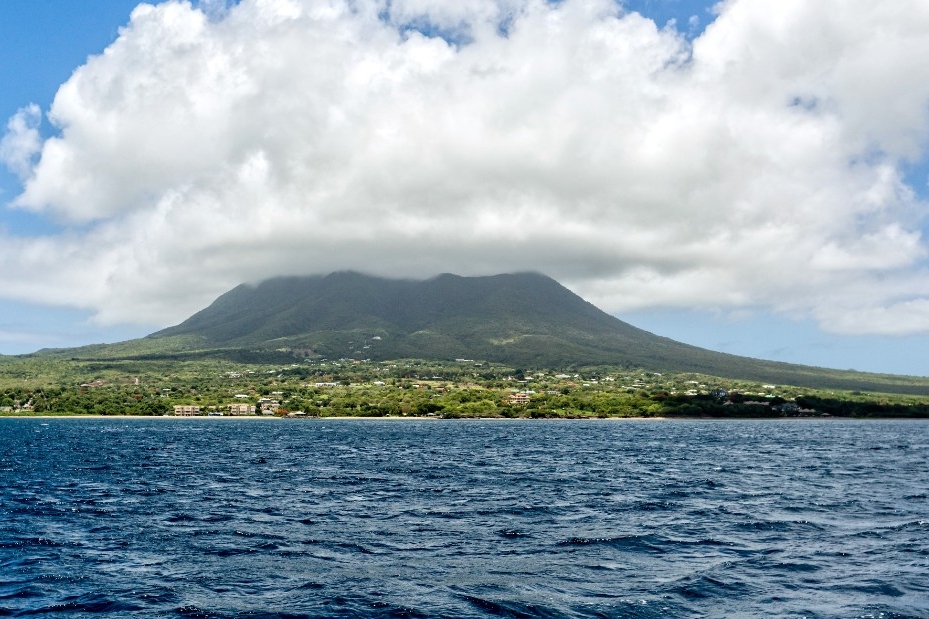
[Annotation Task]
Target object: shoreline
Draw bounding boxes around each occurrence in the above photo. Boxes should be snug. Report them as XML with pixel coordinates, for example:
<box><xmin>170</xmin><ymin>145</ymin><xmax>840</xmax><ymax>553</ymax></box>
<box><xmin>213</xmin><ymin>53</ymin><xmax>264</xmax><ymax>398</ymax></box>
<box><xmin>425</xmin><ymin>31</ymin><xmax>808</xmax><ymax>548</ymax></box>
<box><xmin>1</xmin><ymin>413</ymin><xmax>925</xmax><ymax>421</ymax></box>
<box><xmin>2</xmin><ymin>414</ymin><xmax>657</xmax><ymax>420</ymax></box>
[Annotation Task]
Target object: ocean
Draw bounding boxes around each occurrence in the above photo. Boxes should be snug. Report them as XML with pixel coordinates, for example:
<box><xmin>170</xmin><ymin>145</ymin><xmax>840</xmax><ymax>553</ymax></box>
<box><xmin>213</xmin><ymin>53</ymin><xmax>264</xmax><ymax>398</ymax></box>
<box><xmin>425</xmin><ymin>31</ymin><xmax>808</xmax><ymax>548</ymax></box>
<box><xmin>1</xmin><ymin>418</ymin><xmax>927</xmax><ymax>618</ymax></box>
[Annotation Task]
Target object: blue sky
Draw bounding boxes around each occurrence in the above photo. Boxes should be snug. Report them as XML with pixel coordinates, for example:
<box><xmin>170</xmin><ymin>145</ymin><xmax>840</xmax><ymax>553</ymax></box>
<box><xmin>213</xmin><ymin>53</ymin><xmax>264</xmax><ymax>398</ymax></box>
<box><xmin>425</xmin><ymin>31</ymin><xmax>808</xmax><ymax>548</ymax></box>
<box><xmin>0</xmin><ymin>1</ymin><xmax>139</xmax><ymax>230</ymax></box>
<box><xmin>1</xmin><ymin>0</ymin><xmax>929</xmax><ymax>376</ymax></box>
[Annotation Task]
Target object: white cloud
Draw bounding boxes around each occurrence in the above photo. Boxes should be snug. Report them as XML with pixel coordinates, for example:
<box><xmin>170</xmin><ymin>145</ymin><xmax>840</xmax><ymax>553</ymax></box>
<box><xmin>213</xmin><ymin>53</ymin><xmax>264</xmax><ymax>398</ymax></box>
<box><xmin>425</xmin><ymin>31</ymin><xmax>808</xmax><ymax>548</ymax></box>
<box><xmin>1</xmin><ymin>0</ymin><xmax>929</xmax><ymax>335</ymax></box>
<box><xmin>816</xmin><ymin>298</ymin><xmax>929</xmax><ymax>336</ymax></box>
<box><xmin>0</xmin><ymin>104</ymin><xmax>42</xmax><ymax>180</ymax></box>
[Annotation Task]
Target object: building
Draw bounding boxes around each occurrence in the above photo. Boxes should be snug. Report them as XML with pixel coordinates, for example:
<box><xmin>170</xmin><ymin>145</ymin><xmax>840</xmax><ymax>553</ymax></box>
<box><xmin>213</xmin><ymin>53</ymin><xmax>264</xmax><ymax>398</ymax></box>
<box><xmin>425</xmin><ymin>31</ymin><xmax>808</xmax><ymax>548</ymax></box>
<box><xmin>227</xmin><ymin>403</ymin><xmax>256</xmax><ymax>415</ymax></box>
<box><xmin>258</xmin><ymin>398</ymin><xmax>280</xmax><ymax>413</ymax></box>
<box><xmin>173</xmin><ymin>405</ymin><xmax>201</xmax><ymax>416</ymax></box>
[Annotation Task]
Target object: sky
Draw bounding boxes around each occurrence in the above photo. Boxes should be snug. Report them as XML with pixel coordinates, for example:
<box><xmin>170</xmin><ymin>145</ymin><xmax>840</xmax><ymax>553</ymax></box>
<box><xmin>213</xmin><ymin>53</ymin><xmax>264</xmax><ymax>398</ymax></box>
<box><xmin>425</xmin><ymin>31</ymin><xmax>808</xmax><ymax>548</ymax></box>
<box><xmin>1</xmin><ymin>0</ymin><xmax>929</xmax><ymax>376</ymax></box>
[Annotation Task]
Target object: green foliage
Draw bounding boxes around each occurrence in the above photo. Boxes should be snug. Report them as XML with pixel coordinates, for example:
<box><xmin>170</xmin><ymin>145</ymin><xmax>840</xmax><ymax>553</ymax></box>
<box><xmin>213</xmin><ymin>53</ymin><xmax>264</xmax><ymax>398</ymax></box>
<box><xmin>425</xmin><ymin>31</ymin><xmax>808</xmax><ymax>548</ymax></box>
<box><xmin>16</xmin><ymin>271</ymin><xmax>929</xmax><ymax>396</ymax></box>
<box><xmin>2</xmin><ymin>347</ymin><xmax>929</xmax><ymax>420</ymax></box>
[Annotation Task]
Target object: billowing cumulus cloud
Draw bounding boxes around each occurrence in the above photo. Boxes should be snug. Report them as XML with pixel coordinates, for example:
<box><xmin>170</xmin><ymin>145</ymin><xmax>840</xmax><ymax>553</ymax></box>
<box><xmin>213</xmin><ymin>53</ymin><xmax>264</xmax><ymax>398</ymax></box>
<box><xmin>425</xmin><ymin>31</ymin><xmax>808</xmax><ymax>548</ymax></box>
<box><xmin>2</xmin><ymin>0</ymin><xmax>929</xmax><ymax>334</ymax></box>
<box><xmin>0</xmin><ymin>104</ymin><xmax>42</xmax><ymax>180</ymax></box>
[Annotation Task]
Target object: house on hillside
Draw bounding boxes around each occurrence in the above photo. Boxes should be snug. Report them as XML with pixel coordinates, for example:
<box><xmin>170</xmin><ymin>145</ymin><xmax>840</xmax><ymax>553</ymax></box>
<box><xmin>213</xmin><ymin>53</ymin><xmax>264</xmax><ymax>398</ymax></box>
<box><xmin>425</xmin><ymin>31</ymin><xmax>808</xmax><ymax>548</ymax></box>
<box><xmin>227</xmin><ymin>403</ymin><xmax>256</xmax><ymax>415</ymax></box>
<box><xmin>258</xmin><ymin>398</ymin><xmax>280</xmax><ymax>413</ymax></box>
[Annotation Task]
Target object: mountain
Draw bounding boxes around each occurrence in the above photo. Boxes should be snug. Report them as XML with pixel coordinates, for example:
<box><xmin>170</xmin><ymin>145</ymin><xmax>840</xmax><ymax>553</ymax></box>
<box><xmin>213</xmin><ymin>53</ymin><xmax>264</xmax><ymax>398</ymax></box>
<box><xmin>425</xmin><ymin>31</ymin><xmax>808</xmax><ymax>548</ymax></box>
<box><xmin>137</xmin><ymin>271</ymin><xmax>923</xmax><ymax>393</ymax></box>
<box><xmin>152</xmin><ymin>271</ymin><xmax>681</xmax><ymax>366</ymax></box>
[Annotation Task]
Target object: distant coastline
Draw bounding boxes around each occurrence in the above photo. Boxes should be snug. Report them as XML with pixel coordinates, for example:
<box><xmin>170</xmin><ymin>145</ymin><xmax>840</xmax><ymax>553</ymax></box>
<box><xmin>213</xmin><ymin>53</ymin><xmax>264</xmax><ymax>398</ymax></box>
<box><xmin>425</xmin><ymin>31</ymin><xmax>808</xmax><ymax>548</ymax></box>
<box><xmin>3</xmin><ymin>413</ymin><xmax>924</xmax><ymax>421</ymax></box>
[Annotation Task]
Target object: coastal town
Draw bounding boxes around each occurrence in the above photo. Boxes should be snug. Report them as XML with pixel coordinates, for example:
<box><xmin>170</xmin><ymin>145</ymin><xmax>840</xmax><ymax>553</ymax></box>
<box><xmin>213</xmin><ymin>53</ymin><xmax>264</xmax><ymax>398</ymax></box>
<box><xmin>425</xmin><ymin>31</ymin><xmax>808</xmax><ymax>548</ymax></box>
<box><xmin>4</xmin><ymin>357</ymin><xmax>925</xmax><ymax>418</ymax></box>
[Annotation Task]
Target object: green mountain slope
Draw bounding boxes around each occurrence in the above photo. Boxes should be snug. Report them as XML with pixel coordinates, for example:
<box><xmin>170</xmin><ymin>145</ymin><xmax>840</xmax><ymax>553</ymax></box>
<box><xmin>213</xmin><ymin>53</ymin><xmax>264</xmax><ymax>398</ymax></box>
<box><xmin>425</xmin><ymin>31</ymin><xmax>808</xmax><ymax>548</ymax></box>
<box><xmin>132</xmin><ymin>271</ymin><xmax>927</xmax><ymax>394</ymax></box>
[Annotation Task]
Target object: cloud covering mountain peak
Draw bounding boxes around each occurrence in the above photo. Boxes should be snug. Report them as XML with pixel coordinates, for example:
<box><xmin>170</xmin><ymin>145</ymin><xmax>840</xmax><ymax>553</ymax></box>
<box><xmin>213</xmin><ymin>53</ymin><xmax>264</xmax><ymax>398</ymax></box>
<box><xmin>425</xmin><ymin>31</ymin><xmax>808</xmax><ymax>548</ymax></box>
<box><xmin>2</xmin><ymin>0</ymin><xmax>929</xmax><ymax>334</ymax></box>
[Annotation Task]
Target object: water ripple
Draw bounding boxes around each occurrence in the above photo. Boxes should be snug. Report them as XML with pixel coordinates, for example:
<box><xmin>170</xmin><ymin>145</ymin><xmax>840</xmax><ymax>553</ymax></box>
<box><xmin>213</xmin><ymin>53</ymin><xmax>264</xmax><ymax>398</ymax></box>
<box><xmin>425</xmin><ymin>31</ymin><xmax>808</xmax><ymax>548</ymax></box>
<box><xmin>2</xmin><ymin>418</ymin><xmax>928</xmax><ymax>618</ymax></box>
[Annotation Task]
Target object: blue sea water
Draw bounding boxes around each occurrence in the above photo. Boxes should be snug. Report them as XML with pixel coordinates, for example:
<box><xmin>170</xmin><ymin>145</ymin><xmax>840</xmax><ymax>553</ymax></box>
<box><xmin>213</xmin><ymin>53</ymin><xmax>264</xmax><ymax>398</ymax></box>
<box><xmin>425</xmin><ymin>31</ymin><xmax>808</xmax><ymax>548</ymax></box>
<box><xmin>0</xmin><ymin>418</ymin><xmax>927</xmax><ymax>618</ymax></box>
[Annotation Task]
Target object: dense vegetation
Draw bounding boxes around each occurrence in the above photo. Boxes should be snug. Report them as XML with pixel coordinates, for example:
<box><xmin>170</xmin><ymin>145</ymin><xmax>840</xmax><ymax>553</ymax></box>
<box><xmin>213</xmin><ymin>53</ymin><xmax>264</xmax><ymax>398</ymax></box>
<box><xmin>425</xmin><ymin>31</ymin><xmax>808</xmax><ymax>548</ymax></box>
<box><xmin>2</xmin><ymin>356</ymin><xmax>927</xmax><ymax>419</ymax></box>
<box><xmin>5</xmin><ymin>272</ymin><xmax>928</xmax><ymax>417</ymax></box>
<box><xmin>33</xmin><ymin>271</ymin><xmax>929</xmax><ymax>396</ymax></box>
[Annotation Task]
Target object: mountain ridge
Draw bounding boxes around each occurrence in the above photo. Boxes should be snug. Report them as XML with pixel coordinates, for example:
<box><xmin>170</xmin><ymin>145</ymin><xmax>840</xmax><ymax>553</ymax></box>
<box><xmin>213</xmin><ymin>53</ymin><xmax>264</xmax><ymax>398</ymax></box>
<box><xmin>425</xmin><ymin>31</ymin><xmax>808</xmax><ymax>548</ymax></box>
<box><xmin>136</xmin><ymin>271</ymin><xmax>928</xmax><ymax>394</ymax></box>
<box><xmin>151</xmin><ymin>271</ymin><xmax>701</xmax><ymax>360</ymax></box>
